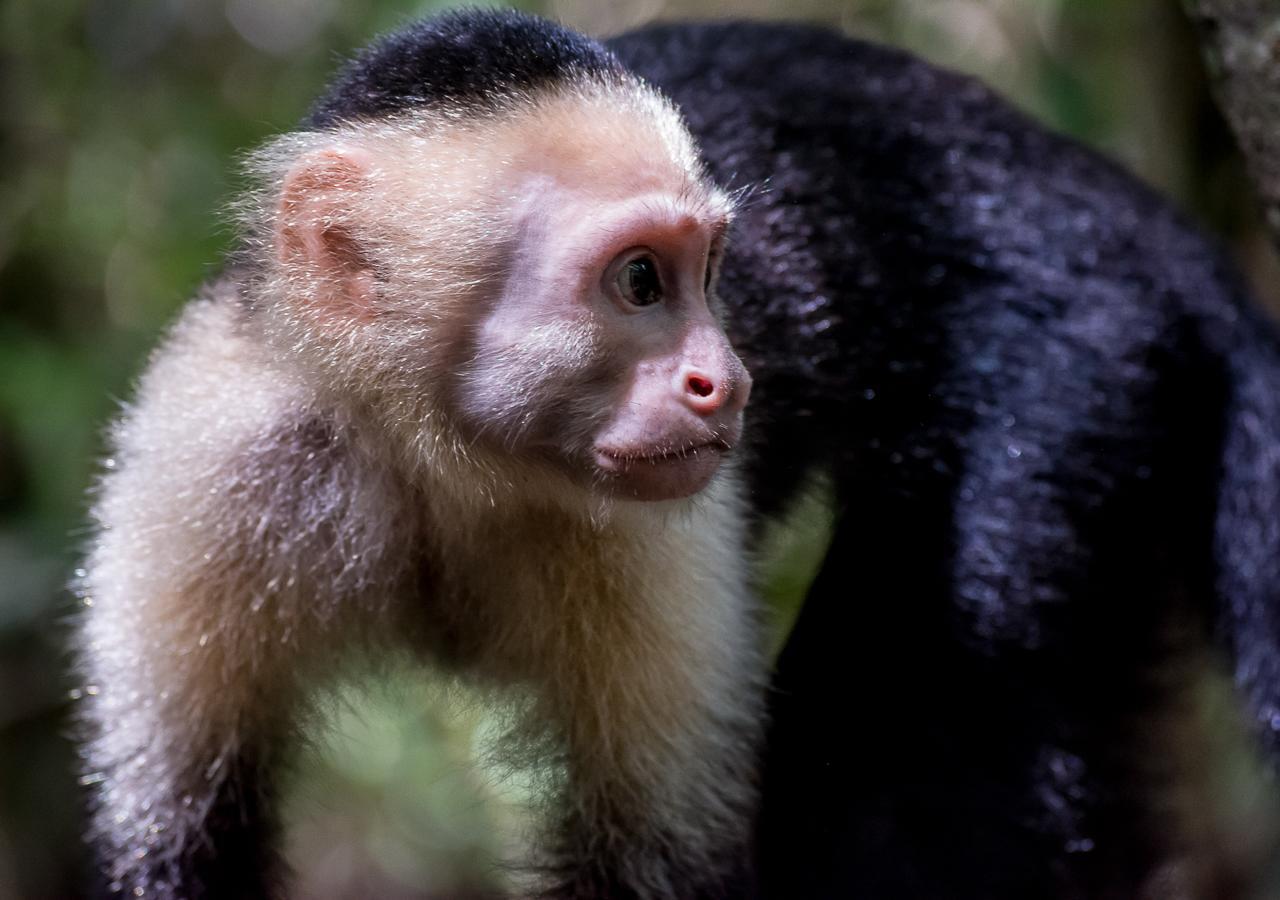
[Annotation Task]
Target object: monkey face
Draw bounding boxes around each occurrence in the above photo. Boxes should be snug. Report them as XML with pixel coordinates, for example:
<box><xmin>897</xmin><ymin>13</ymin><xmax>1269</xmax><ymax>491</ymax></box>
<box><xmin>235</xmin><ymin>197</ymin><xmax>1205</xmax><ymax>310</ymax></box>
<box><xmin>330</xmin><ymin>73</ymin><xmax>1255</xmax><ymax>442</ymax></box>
<box><xmin>264</xmin><ymin>84</ymin><xmax>748</xmax><ymax>503</ymax></box>
<box><xmin>457</xmin><ymin>176</ymin><xmax>751</xmax><ymax>502</ymax></box>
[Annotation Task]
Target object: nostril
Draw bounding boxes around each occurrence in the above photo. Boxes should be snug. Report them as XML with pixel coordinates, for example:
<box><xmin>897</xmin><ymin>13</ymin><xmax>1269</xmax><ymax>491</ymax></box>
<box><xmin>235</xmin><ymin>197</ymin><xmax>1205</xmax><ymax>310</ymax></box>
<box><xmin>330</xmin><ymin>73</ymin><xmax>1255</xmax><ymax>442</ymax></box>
<box><xmin>687</xmin><ymin>374</ymin><xmax>715</xmax><ymax>398</ymax></box>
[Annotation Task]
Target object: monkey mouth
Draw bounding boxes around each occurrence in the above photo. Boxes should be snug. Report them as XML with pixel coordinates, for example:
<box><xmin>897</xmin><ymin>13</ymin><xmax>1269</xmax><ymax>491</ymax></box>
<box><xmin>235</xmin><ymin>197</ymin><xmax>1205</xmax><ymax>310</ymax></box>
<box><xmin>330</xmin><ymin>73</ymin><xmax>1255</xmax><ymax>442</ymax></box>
<box><xmin>593</xmin><ymin>438</ymin><xmax>731</xmax><ymax>467</ymax></box>
<box><xmin>591</xmin><ymin>439</ymin><xmax>732</xmax><ymax>501</ymax></box>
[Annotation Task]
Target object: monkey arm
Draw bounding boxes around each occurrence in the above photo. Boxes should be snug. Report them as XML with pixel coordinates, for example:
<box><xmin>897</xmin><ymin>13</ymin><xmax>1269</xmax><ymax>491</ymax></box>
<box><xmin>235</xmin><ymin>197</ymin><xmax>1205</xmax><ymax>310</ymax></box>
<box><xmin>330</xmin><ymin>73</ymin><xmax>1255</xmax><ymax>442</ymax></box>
<box><xmin>415</xmin><ymin>474</ymin><xmax>767</xmax><ymax>900</ymax></box>
<box><xmin>76</xmin><ymin>297</ymin><xmax>417</xmax><ymax>899</ymax></box>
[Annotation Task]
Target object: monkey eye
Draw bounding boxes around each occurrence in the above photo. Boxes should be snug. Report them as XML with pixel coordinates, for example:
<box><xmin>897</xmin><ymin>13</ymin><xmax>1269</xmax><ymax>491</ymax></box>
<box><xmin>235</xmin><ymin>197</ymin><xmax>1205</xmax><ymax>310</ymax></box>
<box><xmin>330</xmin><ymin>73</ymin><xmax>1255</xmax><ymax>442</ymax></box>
<box><xmin>616</xmin><ymin>256</ymin><xmax>663</xmax><ymax>307</ymax></box>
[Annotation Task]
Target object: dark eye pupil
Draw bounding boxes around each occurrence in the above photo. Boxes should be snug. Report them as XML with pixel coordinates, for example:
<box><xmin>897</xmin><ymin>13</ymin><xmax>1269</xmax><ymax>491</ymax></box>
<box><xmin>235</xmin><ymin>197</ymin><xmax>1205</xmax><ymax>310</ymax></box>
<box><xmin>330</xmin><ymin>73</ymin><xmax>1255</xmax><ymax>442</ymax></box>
<box><xmin>625</xmin><ymin>258</ymin><xmax>661</xmax><ymax>306</ymax></box>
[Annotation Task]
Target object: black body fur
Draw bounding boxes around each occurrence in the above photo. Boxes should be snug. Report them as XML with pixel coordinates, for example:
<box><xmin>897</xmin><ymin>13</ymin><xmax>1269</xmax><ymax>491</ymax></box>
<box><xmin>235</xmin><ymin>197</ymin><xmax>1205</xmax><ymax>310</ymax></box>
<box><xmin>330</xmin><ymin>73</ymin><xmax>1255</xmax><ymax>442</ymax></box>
<box><xmin>88</xmin><ymin>11</ymin><xmax>1280</xmax><ymax>899</ymax></box>
<box><xmin>609</xmin><ymin>20</ymin><xmax>1280</xmax><ymax>900</ymax></box>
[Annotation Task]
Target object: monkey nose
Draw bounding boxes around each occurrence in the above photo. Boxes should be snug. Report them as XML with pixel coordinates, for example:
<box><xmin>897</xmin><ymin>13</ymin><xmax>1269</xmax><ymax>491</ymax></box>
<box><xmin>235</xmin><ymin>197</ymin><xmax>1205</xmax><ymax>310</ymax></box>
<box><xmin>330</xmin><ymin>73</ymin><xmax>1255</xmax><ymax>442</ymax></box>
<box><xmin>678</xmin><ymin>366</ymin><xmax>744</xmax><ymax>417</ymax></box>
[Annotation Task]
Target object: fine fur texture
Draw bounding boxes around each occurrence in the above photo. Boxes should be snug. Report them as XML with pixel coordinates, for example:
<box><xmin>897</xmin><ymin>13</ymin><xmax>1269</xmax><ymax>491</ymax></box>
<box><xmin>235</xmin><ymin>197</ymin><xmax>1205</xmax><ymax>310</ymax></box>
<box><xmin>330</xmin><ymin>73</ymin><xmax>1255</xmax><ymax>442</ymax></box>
<box><xmin>77</xmin><ymin>10</ymin><xmax>1280</xmax><ymax>900</ymax></box>
<box><xmin>77</xmin><ymin>12</ymin><xmax>761</xmax><ymax>899</ymax></box>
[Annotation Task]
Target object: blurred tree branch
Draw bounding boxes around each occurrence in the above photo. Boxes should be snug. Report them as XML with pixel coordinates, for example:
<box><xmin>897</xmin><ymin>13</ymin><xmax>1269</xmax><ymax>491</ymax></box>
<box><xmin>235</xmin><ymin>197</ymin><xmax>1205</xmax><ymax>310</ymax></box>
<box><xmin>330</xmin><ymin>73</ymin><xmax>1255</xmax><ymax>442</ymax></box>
<box><xmin>1187</xmin><ymin>0</ymin><xmax>1280</xmax><ymax>242</ymax></box>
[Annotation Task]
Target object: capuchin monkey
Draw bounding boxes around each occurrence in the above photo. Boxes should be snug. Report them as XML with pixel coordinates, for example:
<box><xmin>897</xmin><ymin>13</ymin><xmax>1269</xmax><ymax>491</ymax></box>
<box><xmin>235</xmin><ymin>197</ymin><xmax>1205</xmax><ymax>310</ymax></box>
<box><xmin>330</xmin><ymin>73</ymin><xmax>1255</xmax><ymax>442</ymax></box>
<box><xmin>77</xmin><ymin>9</ymin><xmax>1280</xmax><ymax>900</ymax></box>
<box><xmin>78</xmin><ymin>12</ymin><xmax>759</xmax><ymax>900</ymax></box>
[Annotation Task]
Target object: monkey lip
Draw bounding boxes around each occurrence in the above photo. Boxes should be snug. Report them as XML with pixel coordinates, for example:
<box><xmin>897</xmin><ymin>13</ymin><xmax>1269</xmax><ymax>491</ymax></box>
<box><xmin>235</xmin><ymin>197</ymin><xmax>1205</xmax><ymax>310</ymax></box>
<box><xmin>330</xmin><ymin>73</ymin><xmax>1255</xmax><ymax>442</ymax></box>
<box><xmin>594</xmin><ymin>438</ymin><xmax>731</xmax><ymax>467</ymax></box>
<box><xmin>591</xmin><ymin>440</ymin><xmax>731</xmax><ymax>501</ymax></box>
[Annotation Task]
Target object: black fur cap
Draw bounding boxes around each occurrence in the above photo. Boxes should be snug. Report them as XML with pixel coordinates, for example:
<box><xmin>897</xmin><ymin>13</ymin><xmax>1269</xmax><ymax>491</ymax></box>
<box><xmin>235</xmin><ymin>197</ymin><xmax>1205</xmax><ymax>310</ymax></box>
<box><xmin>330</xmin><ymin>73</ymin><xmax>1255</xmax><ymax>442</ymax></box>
<box><xmin>305</xmin><ymin>9</ymin><xmax>622</xmax><ymax>128</ymax></box>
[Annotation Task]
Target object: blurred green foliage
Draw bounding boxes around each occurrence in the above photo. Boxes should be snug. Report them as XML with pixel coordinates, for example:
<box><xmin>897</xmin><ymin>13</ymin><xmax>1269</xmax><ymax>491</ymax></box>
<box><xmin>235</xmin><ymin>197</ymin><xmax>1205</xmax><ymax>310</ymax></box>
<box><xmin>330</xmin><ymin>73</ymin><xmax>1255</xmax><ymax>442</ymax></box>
<box><xmin>0</xmin><ymin>0</ymin><xmax>1275</xmax><ymax>897</ymax></box>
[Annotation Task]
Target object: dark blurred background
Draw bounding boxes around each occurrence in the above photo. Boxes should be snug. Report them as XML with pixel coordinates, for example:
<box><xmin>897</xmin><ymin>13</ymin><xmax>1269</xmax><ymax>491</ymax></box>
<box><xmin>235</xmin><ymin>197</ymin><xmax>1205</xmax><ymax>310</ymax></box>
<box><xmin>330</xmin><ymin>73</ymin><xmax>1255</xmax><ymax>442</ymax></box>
<box><xmin>2</xmin><ymin>0</ymin><xmax>1278</xmax><ymax>897</ymax></box>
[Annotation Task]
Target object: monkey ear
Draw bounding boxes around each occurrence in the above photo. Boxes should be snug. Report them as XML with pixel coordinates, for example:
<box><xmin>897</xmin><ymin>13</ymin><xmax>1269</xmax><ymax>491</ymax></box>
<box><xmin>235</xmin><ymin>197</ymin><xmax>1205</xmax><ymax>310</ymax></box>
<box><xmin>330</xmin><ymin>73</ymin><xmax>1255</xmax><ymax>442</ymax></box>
<box><xmin>276</xmin><ymin>147</ymin><xmax>377</xmax><ymax>319</ymax></box>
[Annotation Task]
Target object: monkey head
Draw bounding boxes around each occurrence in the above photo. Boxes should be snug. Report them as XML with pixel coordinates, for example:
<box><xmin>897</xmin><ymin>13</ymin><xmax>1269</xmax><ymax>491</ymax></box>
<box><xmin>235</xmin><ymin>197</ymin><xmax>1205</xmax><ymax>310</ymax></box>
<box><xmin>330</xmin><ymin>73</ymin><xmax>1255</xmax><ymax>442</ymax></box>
<box><xmin>251</xmin><ymin>77</ymin><xmax>749</xmax><ymax>503</ymax></box>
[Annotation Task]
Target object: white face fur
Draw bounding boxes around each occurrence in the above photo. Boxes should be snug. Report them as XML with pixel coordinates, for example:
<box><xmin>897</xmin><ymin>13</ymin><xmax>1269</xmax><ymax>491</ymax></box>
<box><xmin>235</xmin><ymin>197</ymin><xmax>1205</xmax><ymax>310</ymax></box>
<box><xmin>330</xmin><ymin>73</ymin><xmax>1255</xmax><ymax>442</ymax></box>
<box><xmin>256</xmin><ymin>77</ymin><xmax>750</xmax><ymax>502</ymax></box>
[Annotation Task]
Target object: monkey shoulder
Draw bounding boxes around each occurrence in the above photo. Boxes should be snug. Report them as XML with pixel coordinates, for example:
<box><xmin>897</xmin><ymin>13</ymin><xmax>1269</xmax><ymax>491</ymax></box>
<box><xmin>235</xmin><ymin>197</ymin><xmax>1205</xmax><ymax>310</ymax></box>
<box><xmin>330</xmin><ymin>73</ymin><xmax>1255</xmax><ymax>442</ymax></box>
<box><xmin>91</xmin><ymin>285</ymin><xmax>414</xmax><ymax>605</ymax></box>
